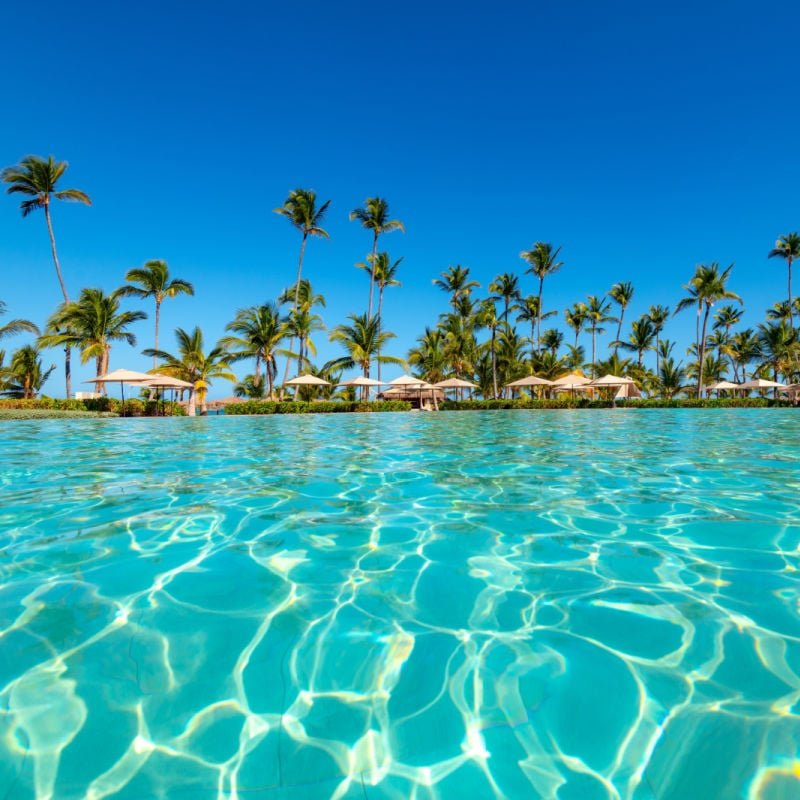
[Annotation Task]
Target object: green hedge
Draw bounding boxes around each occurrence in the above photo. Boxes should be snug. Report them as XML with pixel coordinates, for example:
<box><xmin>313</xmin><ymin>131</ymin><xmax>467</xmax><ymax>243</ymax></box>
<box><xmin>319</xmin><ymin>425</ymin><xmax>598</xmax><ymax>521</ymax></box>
<box><xmin>225</xmin><ymin>400</ymin><xmax>412</xmax><ymax>415</ymax></box>
<box><xmin>440</xmin><ymin>397</ymin><xmax>792</xmax><ymax>410</ymax></box>
<box><xmin>0</xmin><ymin>397</ymin><xmax>185</xmax><ymax>416</ymax></box>
<box><xmin>0</xmin><ymin>409</ymin><xmax>117</xmax><ymax>419</ymax></box>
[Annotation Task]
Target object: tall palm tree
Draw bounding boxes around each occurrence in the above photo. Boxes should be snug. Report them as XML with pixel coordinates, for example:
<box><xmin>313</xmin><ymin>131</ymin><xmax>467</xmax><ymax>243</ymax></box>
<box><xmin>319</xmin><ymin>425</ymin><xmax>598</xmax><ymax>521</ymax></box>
<box><xmin>119</xmin><ymin>260</ymin><xmax>194</xmax><ymax>367</ymax></box>
<box><xmin>757</xmin><ymin>321</ymin><xmax>799</xmax><ymax>383</ymax></box>
<box><xmin>489</xmin><ymin>272</ymin><xmax>521</xmax><ymax>323</ymax></box>
<box><xmin>433</xmin><ymin>265</ymin><xmax>479</xmax><ymax>312</ymax></box>
<box><xmin>219</xmin><ymin>303</ymin><xmax>287</xmax><ymax>398</ymax></box>
<box><xmin>0</xmin><ymin>301</ymin><xmax>39</xmax><ymax>343</ymax></box>
<box><xmin>609</xmin><ymin>281</ymin><xmax>635</xmax><ymax>353</ymax></box>
<box><xmin>675</xmin><ymin>263</ymin><xmax>742</xmax><ymax>396</ymax></box>
<box><xmin>285</xmin><ymin>308</ymin><xmax>324</xmax><ymax>374</ymax></box>
<box><xmin>357</xmin><ymin>252</ymin><xmax>402</xmax><ymax>382</ymax></box>
<box><xmin>519</xmin><ymin>242</ymin><xmax>564</xmax><ymax>352</ymax></box>
<box><xmin>40</xmin><ymin>288</ymin><xmax>147</xmax><ymax>393</ymax></box>
<box><xmin>329</xmin><ymin>314</ymin><xmax>403</xmax><ymax>383</ymax></box>
<box><xmin>585</xmin><ymin>295</ymin><xmax>614</xmax><ymax>377</ymax></box>
<box><xmin>646</xmin><ymin>304</ymin><xmax>670</xmax><ymax>375</ymax></box>
<box><xmin>349</xmin><ymin>197</ymin><xmax>404</xmax><ymax>319</ymax></box>
<box><xmin>768</xmin><ymin>232</ymin><xmax>800</xmax><ymax>330</ymax></box>
<box><xmin>0</xmin><ymin>345</ymin><xmax>55</xmax><ymax>399</ymax></box>
<box><xmin>2</xmin><ymin>155</ymin><xmax>91</xmax><ymax>397</ymax></box>
<box><xmin>275</xmin><ymin>189</ymin><xmax>330</xmax><ymax>391</ymax></box>
<box><xmin>143</xmin><ymin>327</ymin><xmax>235</xmax><ymax>416</ymax></box>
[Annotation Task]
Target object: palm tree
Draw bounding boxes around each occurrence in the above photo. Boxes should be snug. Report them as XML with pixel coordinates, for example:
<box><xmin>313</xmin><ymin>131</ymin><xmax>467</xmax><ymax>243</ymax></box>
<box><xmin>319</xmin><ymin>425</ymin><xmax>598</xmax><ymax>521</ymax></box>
<box><xmin>675</xmin><ymin>263</ymin><xmax>742</xmax><ymax>396</ymax></box>
<box><xmin>408</xmin><ymin>328</ymin><xmax>448</xmax><ymax>384</ymax></box>
<box><xmin>615</xmin><ymin>315</ymin><xmax>655</xmax><ymax>367</ymax></box>
<box><xmin>143</xmin><ymin>327</ymin><xmax>235</xmax><ymax>416</ymax></box>
<box><xmin>433</xmin><ymin>265</ymin><xmax>479</xmax><ymax>311</ymax></box>
<box><xmin>329</xmin><ymin>314</ymin><xmax>403</xmax><ymax>385</ymax></box>
<box><xmin>0</xmin><ymin>301</ymin><xmax>39</xmax><ymax>343</ymax></box>
<box><xmin>275</xmin><ymin>189</ymin><xmax>330</xmax><ymax>391</ymax></box>
<box><xmin>40</xmin><ymin>288</ymin><xmax>147</xmax><ymax>393</ymax></box>
<box><xmin>540</xmin><ymin>328</ymin><xmax>564</xmax><ymax>358</ymax></box>
<box><xmin>564</xmin><ymin>302</ymin><xmax>589</xmax><ymax>349</ymax></box>
<box><xmin>726</xmin><ymin>328</ymin><xmax>761</xmax><ymax>382</ymax></box>
<box><xmin>658</xmin><ymin>357</ymin><xmax>686</xmax><ymax>399</ymax></box>
<box><xmin>609</xmin><ymin>281</ymin><xmax>635</xmax><ymax>353</ymax></box>
<box><xmin>119</xmin><ymin>260</ymin><xmax>194</xmax><ymax>367</ymax></box>
<box><xmin>475</xmin><ymin>299</ymin><xmax>501</xmax><ymax>398</ymax></box>
<box><xmin>517</xmin><ymin>296</ymin><xmax>556</xmax><ymax>361</ymax></box>
<box><xmin>757</xmin><ymin>321</ymin><xmax>799</xmax><ymax>383</ymax></box>
<box><xmin>585</xmin><ymin>295</ymin><xmax>614</xmax><ymax>377</ymax></box>
<box><xmin>646</xmin><ymin>304</ymin><xmax>670</xmax><ymax>375</ymax></box>
<box><xmin>285</xmin><ymin>308</ymin><xmax>324</xmax><ymax>374</ymax></box>
<box><xmin>357</xmin><ymin>252</ymin><xmax>402</xmax><ymax>381</ymax></box>
<box><xmin>0</xmin><ymin>345</ymin><xmax>55</xmax><ymax>399</ymax></box>
<box><xmin>768</xmin><ymin>232</ymin><xmax>800</xmax><ymax>330</ymax></box>
<box><xmin>489</xmin><ymin>272</ymin><xmax>521</xmax><ymax>323</ymax></box>
<box><xmin>219</xmin><ymin>303</ymin><xmax>286</xmax><ymax>398</ymax></box>
<box><xmin>519</xmin><ymin>242</ymin><xmax>564</xmax><ymax>352</ymax></box>
<box><xmin>349</xmin><ymin>197</ymin><xmax>404</xmax><ymax>319</ymax></box>
<box><xmin>2</xmin><ymin>155</ymin><xmax>91</xmax><ymax>397</ymax></box>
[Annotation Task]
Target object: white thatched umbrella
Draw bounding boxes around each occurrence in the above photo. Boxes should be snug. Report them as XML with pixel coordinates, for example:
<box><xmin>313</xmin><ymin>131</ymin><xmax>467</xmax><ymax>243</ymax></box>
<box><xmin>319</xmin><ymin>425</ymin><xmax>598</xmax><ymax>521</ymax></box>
<box><xmin>286</xmin><ymin>374</ymin><xmax>331</xmax><ymax>386</ymax></box>
<box><xmin>705</xmin><ymin>380</ymin><xmax>740</xmax><ymax>396</ymax></box>
<box><xmin>589</xmin><ymin>374</ymin><xmax>639</xmax><ymax>405</ymax></box>
<box><xmin>142</xmin><ymin>374</ymin><xmax>195</xmax><ymax>415</ymax></box>
<box><xmin>339</xmin><ymin>375</ymin><xmax>383</xmax><ymax>400</ymax></box>
<box><xmin>505</xmin><ymin>374</ymin><xmax>553</xmax><ymax>400</ymax></box>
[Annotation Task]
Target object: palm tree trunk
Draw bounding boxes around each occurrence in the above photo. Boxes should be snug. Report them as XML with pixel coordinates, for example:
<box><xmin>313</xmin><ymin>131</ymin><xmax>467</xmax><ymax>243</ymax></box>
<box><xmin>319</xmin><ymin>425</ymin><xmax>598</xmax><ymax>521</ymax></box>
<box><xmin>281</xmin><ymin>232</ymin><xmax>308</xmax><ymax>399</ymax></box>
<box><xmin>536</xmin><ymin>278</ymin><xmax>544</xmax><ymax>354</ymax></box>
<box><xmin>491</xmin><ymin>329</ymin><xmax>498</xmax><ymax>399</ymax></box>
<box><xmin>591</xmin><ymin>327</ymin><xmax>597</xmax><ymax>378</ymax></box>
<box><xmin>697</xmin><ymin>306</ymin><xmax>711</xmax><ymax>398</ymax></box>
<box><xmin>377</xmin><ymin>286</ymin><xmax>385</xmax><ymax>382</ymax></box>
<box><xmin>154</xmin><ymin>299</ymin><xmax>161</xmax><ymax>369</ymax></box>
<box><xmin>788</xmin><ymin>257</ymin><xmax>794</xmax><ymax>330</ymax></box>
<box><xmin>367</xmin><ymin>231</ymin><xmax>378</xmax><ymax>320</ymax></box>
<box><xmin>44</xmin><ymin>201</ymin><xmax>72</xmax><ymax>398</ymax></box>
<box><xmin>615</xmin><ymin>309</ymin><xmax>624</xmax><ymax>354</ymax></box>
<box><xmin>95</xmin><ymin>356</ymin><xmax>103</xmax><ymax>394</ymax></box>
<box><xmin>655</xmin><ymin>332</ymin><xmax>660</xmax><ymax>376</ymax></box>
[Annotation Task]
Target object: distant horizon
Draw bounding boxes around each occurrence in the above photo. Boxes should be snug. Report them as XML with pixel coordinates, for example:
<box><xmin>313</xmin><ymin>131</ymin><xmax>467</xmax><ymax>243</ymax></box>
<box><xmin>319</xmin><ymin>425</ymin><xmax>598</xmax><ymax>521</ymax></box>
<box><xmin>2</xmin><ymin>0</ymin><xmax>798</xmax><ymax>397</ymax></box>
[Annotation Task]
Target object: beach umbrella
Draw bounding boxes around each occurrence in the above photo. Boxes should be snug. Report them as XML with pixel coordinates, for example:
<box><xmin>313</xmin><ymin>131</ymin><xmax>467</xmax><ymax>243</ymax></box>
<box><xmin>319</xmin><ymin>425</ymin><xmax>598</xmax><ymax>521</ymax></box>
<box><xmin>588</xmin><ymin>374</ymin><xmax>638</xmax><ymax>406</ymax></box>
<box><xmin>589</xmin><ymin>374</ymin><xmax>636</xmax><ymax>386</ymax></box>
<box><xmin>142</xmin><ymin>374</ymin><xmax>195</xmax><ymax>415</ymax></box>
<box><xmin>339</xmin><ymin>375</ymin><xmax>384</xmax><ymax>401</ymax></box>
<box><xmin>705</xmin><ymin>380</ymin><xmax>740</xmax><ymax>395</ymax></box>
<box><xmin>739</xmin><ymin>378</ymin><xmax>786</xmax><ymax>389</ymax></box>
<box><xmin>85</xmin><ymin>368</ymin><xmax>153</xmax><ymax>416</ymax></box>
<box><xmin>285</xmin><ymin>374</ymin><xmax>331</xmax><ymax>386</ymax></box>
<box><xmin>434</xmin><ymin>377</ymin><xmax>477</xmax><ymax>401</ymax></box>
<box><xmin>388</xmin><ymin>374</ymin><xmax>424</xmax><ymax>386</ymax></box>
<box><xmin>551</xmin><ymin>372</ymin><xmax>593</xmax><ymax>397</ymax></box>
<box><xmin>505</xmin><ymin>375</ymin><xmax>553</xmax><ymax>387</ymax></box>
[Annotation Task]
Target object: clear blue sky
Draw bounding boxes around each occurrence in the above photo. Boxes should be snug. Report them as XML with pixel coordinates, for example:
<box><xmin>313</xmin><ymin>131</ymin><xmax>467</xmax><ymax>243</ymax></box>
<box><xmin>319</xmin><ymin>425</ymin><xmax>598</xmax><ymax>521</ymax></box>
<box><xmin>1</xmin><ymin>0</ymin><xmax>798</xmax><ymax>396</ymax></box>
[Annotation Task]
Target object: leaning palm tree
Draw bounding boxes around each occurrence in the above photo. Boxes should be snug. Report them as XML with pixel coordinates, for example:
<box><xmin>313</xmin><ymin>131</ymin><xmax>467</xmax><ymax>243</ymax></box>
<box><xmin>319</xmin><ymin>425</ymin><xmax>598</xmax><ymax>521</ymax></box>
<box><xmin>585</xmin><ymin>295</ymin><xmax>614</xmax><ymax>377</ymax></box>
<box><xmin>0</xmin><ymin>301</ymin><xmax>39</xmax><ymax>343</ymax></box>
<box><xmin>408</xmin><ymin>327</ymin><xmax>448</xmax><ymax>384</ymax></box>
<box><xmin>725</xmin><ymin>328</ymin><xmax>761</xmax><ymax>382</ymax></box>
<box><xmin>119</xmin><ymin>260</ymin><xmax>194</xmax><ymax>367</ymax></box>
<box><xmin>2</xmin><ymin>155</ymin><xmax>91</xmax><ymax>397</ymax></box>
<box><xmin>143</xmin><ymin>327</ymin><xmax>236</xmax><ymax>416</ymax></box>
<box><xmin>40</xmin><ymin>288</ymin><xmax>147</xmax><ymax>393</ymax></box>
<box><xmin>350</xmin><ymin>197</ymin><xmax>404</xmax><ymax>319</ymax></box>
<box><xmin>768</xmin><ymin>232</ymin><xmax>800</xmax><ymax>330</ymax></box>
<box><xmin>219</xmin><ymin>303</ymin><xmax>287</xmax><ymax>398</ymax></box>
<box><xmin>489</xmin><ymin>272</ymin><xmax>521</xmax><ymax>323</ymax></box>
<box><xmin>519</xmin><ymin>242</ymin><xmax>564</xmax><ymax>353</ymax></box>
<box><xmin>675</xmin><ymin>263</ymin><xmax>742</xmax><ymax>396</ymax></box>
<box><xmin>329</xmin><ymin>314</ymin><xmax>404</xmax><ymax>386</ymax></box>
<box><xmin>609</xmin><ymin>281</ymin><xmax>635</xmax><ymax>354</ymax></box>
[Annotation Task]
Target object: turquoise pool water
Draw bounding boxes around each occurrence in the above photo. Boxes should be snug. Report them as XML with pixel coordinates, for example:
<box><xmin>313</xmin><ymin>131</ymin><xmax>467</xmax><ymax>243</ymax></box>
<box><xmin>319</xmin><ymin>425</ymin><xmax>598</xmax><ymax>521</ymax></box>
<box><xmin>0</xmin><ymin>410</ymin><xmax>798</xmax><ymax>799</ymax></box>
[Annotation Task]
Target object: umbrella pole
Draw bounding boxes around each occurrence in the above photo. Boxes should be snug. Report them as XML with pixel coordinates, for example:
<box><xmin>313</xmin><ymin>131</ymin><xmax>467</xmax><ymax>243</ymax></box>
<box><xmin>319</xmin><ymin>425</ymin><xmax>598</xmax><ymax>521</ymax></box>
<box><xmin>121</xmin><ymin>382</ymin><xmax>125</xmax><ymax>417</ymax></box>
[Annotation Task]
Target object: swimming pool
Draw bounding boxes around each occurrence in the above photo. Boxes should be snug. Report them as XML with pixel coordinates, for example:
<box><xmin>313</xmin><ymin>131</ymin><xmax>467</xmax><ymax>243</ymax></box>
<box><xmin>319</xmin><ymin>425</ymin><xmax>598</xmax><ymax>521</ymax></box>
<box><xmin>1</xmin><ymin>410</ymin><xmax>798</xmax><ymax>799</ymax></box>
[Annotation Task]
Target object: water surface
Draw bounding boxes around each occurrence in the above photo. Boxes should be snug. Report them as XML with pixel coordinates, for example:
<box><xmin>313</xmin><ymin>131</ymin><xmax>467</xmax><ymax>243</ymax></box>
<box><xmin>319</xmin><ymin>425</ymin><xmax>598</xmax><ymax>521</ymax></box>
<box><xmin>1</xmin><ymin>410</ymin><xmax>798</xmax><ymax>799</ymax></box>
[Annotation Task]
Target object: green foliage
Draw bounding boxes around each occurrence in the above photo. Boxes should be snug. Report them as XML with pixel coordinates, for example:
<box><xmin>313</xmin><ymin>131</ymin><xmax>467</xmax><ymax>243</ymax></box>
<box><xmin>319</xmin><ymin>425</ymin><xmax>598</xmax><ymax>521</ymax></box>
<box><xmin>0</xmin><ymin>397</ymin><xmax>185</xmax><ymax>416</ymax></box>
<box><xmin>225</xmin><ymin>400</ymin><xmax>411</xmax><ymax>415</ymax></box>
